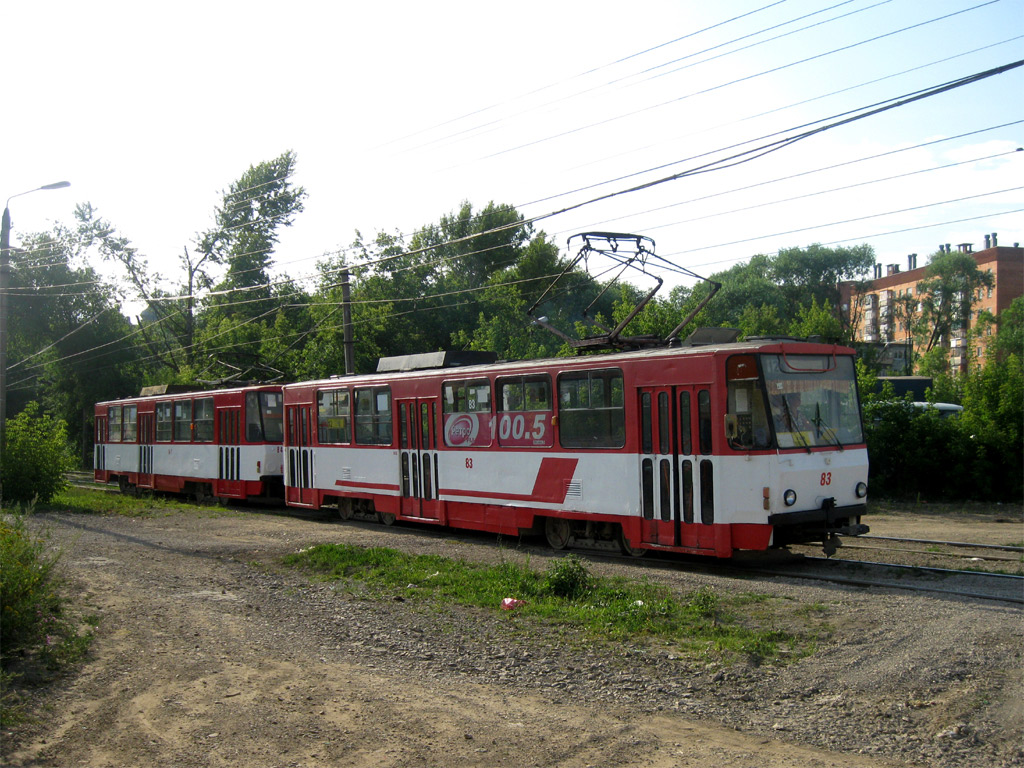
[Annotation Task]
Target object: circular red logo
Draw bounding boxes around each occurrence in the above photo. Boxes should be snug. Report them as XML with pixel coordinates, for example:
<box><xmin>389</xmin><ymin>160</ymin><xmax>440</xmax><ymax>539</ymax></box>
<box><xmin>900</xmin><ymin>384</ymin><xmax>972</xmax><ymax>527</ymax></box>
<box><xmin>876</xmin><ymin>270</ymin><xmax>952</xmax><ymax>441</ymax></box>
<box><xmin>445</xmin><ymin>414</ymin><xmax>479</xmax><ymax>446</ymax></box>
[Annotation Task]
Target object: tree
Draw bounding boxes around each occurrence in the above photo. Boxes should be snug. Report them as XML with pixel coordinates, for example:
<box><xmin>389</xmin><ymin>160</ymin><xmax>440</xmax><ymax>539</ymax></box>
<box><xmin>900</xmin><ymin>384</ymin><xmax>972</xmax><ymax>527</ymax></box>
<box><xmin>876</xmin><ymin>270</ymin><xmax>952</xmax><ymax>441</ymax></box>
<box><xmin>663</xmin><ymin>245</ymin><xmax>874</xmax><ymax>341</ymax></box>
<box><xmin>987</xmin><ymin>295</ymin><xmax>1023</xmax><ymax>361</ymax></box>
<box><xmin>771</xmin><ymin>243</ymin><xmax>876</xmax><ymax>311</ymax></box>
<box><xmin>455</xmin><ymin>232</ymin><xmax>572</xmax><ymax>360</ymax></box>
<box><xmin>916</xmin><ymin>250</ymin><xmax>994</xmax><ymax>358</ymax></box>
<box><xmin>195</xmin><ymin>151</ymin><xmax>308</xmax><ymax>380</ymax></box>
<box><xmin>737</xmin><ymin>303</ymin><xmax>786</xmax><ymax>339</ymax></box>
<box><xmin>4</xmin><ymin>227</ymin><xmax>142</xmax><ymax>453</ymax></box>
<box><xmin>1</xmin><ymin>402</ymin><xmax>75</xmax><ymax>504</ymax></box>
<box><xmin>787</xmin><ymin>298</ymin><xmax>844</xmax><ymax>342</ymax></box>
<box><xmin>199</xmin><ymin>151</ymin><xmax>306</xmax><ymax>299</ymax></box>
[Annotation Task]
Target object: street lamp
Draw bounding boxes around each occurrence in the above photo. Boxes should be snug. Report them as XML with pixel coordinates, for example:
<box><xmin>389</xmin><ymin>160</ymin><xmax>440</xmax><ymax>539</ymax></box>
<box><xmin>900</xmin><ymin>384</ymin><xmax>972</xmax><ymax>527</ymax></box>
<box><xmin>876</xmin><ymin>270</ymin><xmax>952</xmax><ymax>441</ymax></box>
<box><xmin>0</xmin><ymin>180</ymin><xmax>71</xmax><ymax>472</ymax></box>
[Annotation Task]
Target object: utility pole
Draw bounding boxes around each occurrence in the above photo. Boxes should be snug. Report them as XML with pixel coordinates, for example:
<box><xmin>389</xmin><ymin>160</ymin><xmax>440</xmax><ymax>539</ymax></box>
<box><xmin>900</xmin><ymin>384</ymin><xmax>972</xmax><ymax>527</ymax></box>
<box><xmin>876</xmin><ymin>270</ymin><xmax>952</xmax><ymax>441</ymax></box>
<box><xmin>341</xmin><ymin>269</ymin><xmax>354</xmax><ymax>375</ymax></box>
<box><xmin>0</xmin><ymin>205</ymin><xmax>12</xmax><ymax>459</ymax></box>
<box><xmin>0</xmin><ymin>181</ymin><xmax>70</xmax><ymax>505</ymax></box>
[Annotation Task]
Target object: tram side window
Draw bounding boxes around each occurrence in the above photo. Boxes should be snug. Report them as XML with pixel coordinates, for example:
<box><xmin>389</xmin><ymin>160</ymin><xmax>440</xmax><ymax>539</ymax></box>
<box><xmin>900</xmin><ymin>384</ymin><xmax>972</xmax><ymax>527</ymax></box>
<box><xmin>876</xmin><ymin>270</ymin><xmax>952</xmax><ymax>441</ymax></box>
<box><xmin>174</xmin><ymin>400</ymin><xmax>192</xmax><ymax>442</ymax></box>
<box><xmin>496</xmin><ymin>375</ymin><xmax>552</xmax><ymax>447</ymax></box>
<box><xmin>442</xmin><ymin>379</ymin><xmax>492</xmax><ymax>448</ymax></box>
<box><xmin>193</xmin><ymin>398</ymin><xmax>214</xmax><ymax>442</ymax></box>
<box><xmin>108</xmin><ymin>406</ymin><xmax>122</xmax><ymax>443</ymax></box>
<box><xmin>558</xmin><ymin>369</ymin><xmax>625</xmax><ymax>449</ymax></box>
<box><xmin>123</xmin><ymin>405</ymin><xmax>138</xmax><ymax>442</ymax></box>
<box><xmin>698</xmin><ymin>390</ymin><xmax>712</xmax><ymax>455</ymax></box>
<box><xmin>260</xmin><ymin>392</ymin><xmax>284</xmax><ymax>443</ymax></box>
<box><xmin>318</xmin><ymin>389</ymin><xmax>351</xmax><ymax>444</ymax></box>
<box><xmin>724</xmin><ymin>355</ymin><xmax>771</xmax><ymax>451</ymax></box>
<box><xmin>155</xmin><ymin>402</ymin><xmax>172</xmax><ymax>442</ymax></box>
<box><xmin>355</xmin><ymin>387</ymin><xmax>392</xmax><ymax>445</ymax></box>
<box><xmin>245</xmin><ymin>392</ymin><xmax>263</xmax><ymax>442</ymax></box>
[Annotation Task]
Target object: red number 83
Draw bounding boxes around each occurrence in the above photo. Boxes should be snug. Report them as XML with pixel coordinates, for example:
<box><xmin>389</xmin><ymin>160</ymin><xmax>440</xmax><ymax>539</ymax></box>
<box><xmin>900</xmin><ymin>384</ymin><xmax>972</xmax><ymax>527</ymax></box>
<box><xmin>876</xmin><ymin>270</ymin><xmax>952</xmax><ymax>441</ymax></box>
<box><xmin>820</xmin><ymin>472</ymin><xmax>832</xmax><ymax>486</ymax></box>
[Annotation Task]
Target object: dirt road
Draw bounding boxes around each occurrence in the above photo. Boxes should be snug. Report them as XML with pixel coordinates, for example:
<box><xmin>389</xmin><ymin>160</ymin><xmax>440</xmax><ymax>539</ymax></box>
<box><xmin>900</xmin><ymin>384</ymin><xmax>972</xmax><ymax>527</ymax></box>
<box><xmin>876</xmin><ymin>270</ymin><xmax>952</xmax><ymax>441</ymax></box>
<box><xmin>3</xmin><ymin>507</ymin><xmax>1022</xmax><ymax>767</ymax></box>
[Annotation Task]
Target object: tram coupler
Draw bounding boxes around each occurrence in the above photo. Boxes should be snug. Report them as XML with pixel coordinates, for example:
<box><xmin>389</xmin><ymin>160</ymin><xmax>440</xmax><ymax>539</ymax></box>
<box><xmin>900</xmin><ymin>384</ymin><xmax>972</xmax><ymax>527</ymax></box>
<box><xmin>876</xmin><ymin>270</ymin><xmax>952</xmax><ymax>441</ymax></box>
<box><xmin>822</xmin><ymin>534</ymin><xmax>843</xmax><ymax>557</ymax></box>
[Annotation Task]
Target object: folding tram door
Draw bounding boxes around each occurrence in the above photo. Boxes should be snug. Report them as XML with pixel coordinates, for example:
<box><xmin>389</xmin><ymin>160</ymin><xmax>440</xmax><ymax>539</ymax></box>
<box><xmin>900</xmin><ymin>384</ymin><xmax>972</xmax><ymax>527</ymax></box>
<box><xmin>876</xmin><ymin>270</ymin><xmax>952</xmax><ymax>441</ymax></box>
<box><xmin>217</xmin><ymin>405</ymin><xmax>243</xmax><ymax>498</ymax></box>
<box><xmin>137</xmin><ymin>412</ymin><xmax>155</xmax><ymax>490</ymax></box>
<box><xmin>638</xmin><ymin>387</ymin><xmax>678</xmax><ymax>546</ymax></box>
<box><xmin>397</xmin><ymin>398</ymin><xmax>442</xmax><ymax>521</ymax></box>
<box><xmin>285</xmin><ymin>404</ymin><xmax>316</xmax><ymax>507</ymax></box>
<box><xmin>638</xmin><ymin>386</ymin><xmax>717</xmax><ymax>551</ymax></box>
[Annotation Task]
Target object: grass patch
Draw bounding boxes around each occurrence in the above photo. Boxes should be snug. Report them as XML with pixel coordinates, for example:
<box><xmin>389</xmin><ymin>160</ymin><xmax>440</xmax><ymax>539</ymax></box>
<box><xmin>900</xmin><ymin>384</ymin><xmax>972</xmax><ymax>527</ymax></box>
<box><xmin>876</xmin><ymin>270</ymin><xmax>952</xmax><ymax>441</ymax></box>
<box><xmin>1</xmin><ymin>511</ymin><xmax>96</xmax><ymax>726</ymax></box>
<box><xmin>867</xmin><ymin>500</ymin><xmax>1015</xmax><ymax>518</ymax></box>
<box><xmin>284</xmin><ymin>545</ymin><xmax>823</xmax><ymax>664</ymax></box>
<box><xmin>35</xmin><ymin>486</ymin><xmax>227</xmax><ymax>517</ymax></box>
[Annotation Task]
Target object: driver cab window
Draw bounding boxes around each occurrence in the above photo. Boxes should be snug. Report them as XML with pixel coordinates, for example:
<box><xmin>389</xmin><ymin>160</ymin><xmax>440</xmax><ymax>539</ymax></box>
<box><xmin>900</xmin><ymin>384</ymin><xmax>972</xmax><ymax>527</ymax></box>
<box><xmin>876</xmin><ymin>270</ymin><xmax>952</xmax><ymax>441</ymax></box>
<box><xmin>725</xmin><ymin>355</ymin><xmax>771</xmax><ymax>450</ymax></box>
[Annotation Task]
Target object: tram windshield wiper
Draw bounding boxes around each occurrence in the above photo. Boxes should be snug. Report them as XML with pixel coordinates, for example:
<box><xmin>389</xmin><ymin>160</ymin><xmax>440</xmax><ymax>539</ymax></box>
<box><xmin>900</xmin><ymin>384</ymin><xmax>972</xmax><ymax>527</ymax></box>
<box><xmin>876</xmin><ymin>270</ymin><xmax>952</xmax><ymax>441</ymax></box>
<box><xmin>813</xmin><ymin>403</ymin><xmax>844</xmax><ymax>452</ymax></box>
<box><xmin>782</xmin><ymin>397</ymin><xmax>812</xmax><ymax>453</ymax></box>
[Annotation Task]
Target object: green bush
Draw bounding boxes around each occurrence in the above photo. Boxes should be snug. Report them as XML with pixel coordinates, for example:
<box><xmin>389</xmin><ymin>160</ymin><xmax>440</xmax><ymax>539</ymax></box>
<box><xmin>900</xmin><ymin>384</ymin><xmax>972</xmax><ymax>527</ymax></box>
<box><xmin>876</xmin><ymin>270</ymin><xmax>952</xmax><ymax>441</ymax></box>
<box><xmin>0</xmin><ymin>513</ymin><xmax>63</xmax><ymax>660</ymax></box>
<box><xmin>860</xmin><ymin>349</ymin><xmax>1023</xmax><ymax>502</ymax></box>
<box><xmin>543</xmin><ymin>555</ymin><xmax>593</xmax><ymax>599</ymax></box>
<box><xmin>1</xmin><ymin>512</ymin><xmax>93</xmax><ymax>725</ymax></box>
<box><xmin>1</xmin><ymin>402</ymin><xmax>74</xmax><ymax>506</ymax></box>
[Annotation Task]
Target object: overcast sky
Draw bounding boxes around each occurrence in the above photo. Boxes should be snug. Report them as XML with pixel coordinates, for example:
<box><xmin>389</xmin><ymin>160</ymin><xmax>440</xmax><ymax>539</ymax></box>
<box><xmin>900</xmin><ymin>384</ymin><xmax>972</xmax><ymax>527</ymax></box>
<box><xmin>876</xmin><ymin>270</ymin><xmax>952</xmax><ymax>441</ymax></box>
<box><xmin>4</xmin><ymin>0</ymin><xmax>1022</xmax><ymax>301</ymax></box>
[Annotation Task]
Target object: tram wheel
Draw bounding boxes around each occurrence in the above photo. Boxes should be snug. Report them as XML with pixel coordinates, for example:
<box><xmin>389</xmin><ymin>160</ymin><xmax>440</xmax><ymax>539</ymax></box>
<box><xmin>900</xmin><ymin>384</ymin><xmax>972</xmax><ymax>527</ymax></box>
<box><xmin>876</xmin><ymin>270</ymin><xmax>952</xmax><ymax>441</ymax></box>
<box><xmin>378</xmin><ymin>510</ymin><xmax>397</xmax><ymax>526</ymax></box>
<box><xmin>618</xmin><ymin>529</ymin><xmax>647</xmax><ymax>558</ymax></box>
<box><xmin>544</xmin><ymin>517</ymin><xmax>572</xmax><ymax>550</ymax></box>
<box><xmin>117</xmin><ymin>476</ymin><xmax>137</xmax><ymax>497</ymax></box>
<box><xmin>337</xmin><ymin>499</ymin><xmax>353</xmax><ymax>521</ymax></box>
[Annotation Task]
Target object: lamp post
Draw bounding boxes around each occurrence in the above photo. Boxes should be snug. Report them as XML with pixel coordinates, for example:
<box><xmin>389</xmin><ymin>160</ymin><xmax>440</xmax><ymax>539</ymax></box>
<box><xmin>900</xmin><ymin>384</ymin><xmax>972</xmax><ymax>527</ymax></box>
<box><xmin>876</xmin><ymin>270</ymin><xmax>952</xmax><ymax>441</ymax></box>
<box><xmin>0</xmin><ymin>181</ymin><xmax>71</xmax><ymax>481</ymax></box>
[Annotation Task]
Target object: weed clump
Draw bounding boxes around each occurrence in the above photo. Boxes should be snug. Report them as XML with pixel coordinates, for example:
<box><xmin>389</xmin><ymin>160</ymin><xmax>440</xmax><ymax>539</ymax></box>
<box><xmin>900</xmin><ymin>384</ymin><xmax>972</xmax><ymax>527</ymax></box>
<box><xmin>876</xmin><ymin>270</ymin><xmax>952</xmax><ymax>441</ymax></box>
<box><xmin>1</xmin><ymin>511</ymin><xmax>94</xmax><ymax>725</ymax></box>
<box><xmin>543</xmin><ymin>555</ymin><xmax>592</xmax><ymax>599</ymax></box>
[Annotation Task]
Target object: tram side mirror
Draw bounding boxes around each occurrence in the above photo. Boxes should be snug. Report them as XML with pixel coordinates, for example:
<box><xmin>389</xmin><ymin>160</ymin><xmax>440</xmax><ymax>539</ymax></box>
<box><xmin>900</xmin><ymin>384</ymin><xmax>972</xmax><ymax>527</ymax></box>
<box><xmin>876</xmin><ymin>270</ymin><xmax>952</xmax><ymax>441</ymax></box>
<box><xmin>724</xmin><ymin>414</ymin><xmax>738</xmax><ymax>440</ymax></box>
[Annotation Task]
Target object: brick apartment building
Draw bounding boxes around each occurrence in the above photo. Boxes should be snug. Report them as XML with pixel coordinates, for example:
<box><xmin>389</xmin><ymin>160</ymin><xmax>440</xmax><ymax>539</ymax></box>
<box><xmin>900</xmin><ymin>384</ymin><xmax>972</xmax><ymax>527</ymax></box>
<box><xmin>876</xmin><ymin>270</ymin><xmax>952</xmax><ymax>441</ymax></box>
<box><xmin>839</xmin><ymin>233</ymin><xmax>1023</xmax><ymax>372</ymax></box>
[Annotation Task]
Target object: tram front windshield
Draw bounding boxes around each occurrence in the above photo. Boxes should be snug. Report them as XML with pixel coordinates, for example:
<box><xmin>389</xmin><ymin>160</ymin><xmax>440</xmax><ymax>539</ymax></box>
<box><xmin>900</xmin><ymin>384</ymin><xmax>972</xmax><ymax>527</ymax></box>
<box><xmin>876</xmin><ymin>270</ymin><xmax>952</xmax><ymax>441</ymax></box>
<box><xmin>762</xmin><ymin>354</ymin><xmax>863</xmax><ymax>449</ymax></box>
<box><xmin>726</xmin><ymin>354</ymin><xmax>863</xmax><ymax>450</ymax></box>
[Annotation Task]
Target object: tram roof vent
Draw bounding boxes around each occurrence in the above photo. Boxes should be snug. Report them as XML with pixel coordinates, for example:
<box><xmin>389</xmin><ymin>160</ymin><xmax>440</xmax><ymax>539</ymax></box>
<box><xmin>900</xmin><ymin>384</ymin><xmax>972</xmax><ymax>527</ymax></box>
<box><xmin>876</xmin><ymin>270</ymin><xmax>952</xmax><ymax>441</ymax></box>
<box><xmin>376</xmin><ymin>350</ymin><xmax>499</xmax><ymax>373</ymax></box>
<box><xmin>681</xmin><ymin>327</ymin><xmax>741</xmax><ymax>346</ymax></box>
<box><xmin>139</xmin><ymin>383</ymin><xmax>198</xmax><ymax>397</ymax></box>
<box><xmin>744</xmin><ymin>335</ymin><xmax>806</xmax><ymax>343</ymax></box>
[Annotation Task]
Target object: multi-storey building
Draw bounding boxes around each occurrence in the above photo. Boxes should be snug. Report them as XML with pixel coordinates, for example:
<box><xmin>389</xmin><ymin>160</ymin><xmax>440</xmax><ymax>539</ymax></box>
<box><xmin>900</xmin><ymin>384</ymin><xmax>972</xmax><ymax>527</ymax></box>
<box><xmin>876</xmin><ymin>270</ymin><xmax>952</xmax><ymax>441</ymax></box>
<box><xmin>840</xmin><ymin>234</ymin><xmax>1023</xmax><ymax>371</ymax></box>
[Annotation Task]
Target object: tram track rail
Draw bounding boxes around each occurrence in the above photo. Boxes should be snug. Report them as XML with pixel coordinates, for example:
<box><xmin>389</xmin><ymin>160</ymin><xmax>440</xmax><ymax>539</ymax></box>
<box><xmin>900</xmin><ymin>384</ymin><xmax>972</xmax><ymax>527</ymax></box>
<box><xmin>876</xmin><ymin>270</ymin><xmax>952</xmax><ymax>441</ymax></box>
<box><xmin>788</xmin><ymin>531</ymin><xmax>1023</xmax><ymax>578</ymax></box>
<box><xmin>858</xmin><ymin>534</ymin><xmax>1023</xmax><ymax>554</ymax></box>
<box><xmin>742</xmin><ymin>555</ymin><xmax>1024</xmax><ymax>606</ymax></box>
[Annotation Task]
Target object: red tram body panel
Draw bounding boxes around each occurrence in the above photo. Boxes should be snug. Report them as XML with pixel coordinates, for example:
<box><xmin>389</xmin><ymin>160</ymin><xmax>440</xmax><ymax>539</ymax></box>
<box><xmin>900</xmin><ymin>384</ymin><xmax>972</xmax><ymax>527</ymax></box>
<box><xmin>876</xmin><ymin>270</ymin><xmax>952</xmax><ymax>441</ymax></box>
<box><xmin>94</xmin><ymin>385</ymin><xmax>284</xmax><ymax>501</ymax></box>
<box><xmin>280</xmin><ymin>340</ymin><xmax>869</xmax><ymax>557</ymax></box>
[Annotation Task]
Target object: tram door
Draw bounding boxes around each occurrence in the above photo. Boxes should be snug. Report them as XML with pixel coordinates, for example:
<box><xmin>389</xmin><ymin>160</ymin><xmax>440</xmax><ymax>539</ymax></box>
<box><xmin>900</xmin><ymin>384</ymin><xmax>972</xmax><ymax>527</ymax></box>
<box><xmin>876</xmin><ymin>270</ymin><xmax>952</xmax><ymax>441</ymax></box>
<box><xmin>285</xmin><ymin>404</ymin><xmax>316</xmax><ymax>507</ymax></box>
<box><xmin>678</xmin><ymin>388</ymin><xmax>717</xmax><ymax>551</ymax></box>
<box><xmin>217</xmin><ymin>406</ymin><xmax>243</xmax><ymax>498</ymax></box>
<box><xmin>397</xmin><ymin>398</ymin><xmax>441</xmax><ymax>521</ymax></box>
<box><xmin>137</xmin><ymin>412</ymin><xmax>155</xmax><ymax>490</ymax></box>
<box><xmin>638</xmin><ymin>388</ymin><xmax>678</xmax><ymax>546</ymax></box>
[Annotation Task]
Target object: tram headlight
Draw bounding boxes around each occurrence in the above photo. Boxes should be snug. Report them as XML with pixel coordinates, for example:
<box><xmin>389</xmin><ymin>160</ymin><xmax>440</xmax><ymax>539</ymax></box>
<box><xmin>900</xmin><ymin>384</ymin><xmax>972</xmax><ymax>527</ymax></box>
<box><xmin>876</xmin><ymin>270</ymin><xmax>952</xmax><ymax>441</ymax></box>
<box><xmin>855</xmin><ymin>481</ymin><xmax>868</xmax><ymax>498</ymax></box>
<box><xmin>783</xmin><ymin>489</ymin><xmax>797</xmax><ymax>507</ymax></box>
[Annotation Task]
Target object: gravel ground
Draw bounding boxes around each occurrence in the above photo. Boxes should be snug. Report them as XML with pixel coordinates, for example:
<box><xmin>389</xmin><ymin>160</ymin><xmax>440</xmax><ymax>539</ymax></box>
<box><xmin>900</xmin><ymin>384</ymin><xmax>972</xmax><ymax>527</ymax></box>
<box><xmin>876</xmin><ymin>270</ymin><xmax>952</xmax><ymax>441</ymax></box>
<box><xmin>2</xmin><ymin>504</ymin><xmax>1022</xmax><ymax>768</ymax></box>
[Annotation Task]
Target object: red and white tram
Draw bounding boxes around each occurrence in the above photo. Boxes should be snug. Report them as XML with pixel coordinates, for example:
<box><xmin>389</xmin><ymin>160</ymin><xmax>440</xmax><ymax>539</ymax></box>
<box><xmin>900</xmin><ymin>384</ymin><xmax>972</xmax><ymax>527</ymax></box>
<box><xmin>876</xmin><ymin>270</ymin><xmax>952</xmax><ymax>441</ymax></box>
<box><xmin>94</xmin><ymin>385</ymin><xmax>284</xmax><ymax>501</ymax></box>
<box><xmin>280</xmin><ymin>339</ymin><xmax>869</xmax><ymax>557</ymax></box>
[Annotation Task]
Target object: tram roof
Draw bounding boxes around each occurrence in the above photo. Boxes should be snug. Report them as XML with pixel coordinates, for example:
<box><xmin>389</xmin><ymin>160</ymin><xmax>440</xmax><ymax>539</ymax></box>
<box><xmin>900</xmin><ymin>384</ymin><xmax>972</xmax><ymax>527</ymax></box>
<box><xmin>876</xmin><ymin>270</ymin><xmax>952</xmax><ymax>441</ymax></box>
<box><xmin>287</xmin><ymin>338</ymin><xmax>855</xmax><ymax>390</ymax></box>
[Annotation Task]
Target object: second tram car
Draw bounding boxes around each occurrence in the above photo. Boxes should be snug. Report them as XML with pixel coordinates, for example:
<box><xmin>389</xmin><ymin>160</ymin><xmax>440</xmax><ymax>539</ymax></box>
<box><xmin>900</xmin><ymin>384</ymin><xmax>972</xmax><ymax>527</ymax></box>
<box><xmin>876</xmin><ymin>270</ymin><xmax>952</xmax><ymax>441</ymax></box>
<box><xmin>94</xmin><ymin>384</ymin><xmax>285</xmax><ymax>501</ymax></box>
<box><xmin>280</xmin><ymin>339</ymin><xmax>869</xmax><ymax>557</ymax></box>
